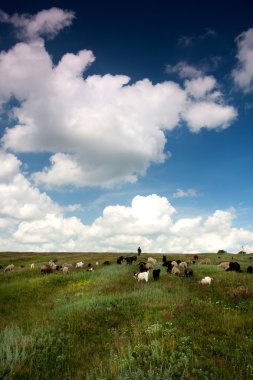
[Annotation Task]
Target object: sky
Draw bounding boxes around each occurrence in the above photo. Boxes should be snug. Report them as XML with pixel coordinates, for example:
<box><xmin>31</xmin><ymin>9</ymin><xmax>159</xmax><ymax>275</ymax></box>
<box><xmin>0</xmin><ymin>0</ymin><xmax>253</xmax><ymax>253</ymax></box>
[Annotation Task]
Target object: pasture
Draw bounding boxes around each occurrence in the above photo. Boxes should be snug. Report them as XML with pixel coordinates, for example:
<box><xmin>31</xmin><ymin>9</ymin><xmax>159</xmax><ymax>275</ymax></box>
<box><xmin>0</xmin><ymin>252</ymin><xmax>253</xmax><ymax>379</ymax></box>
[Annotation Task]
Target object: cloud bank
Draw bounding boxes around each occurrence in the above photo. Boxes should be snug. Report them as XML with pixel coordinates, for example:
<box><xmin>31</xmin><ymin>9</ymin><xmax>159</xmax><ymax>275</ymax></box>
<box><xmin>0</xmin><ymin>149</ymin><xmax>252</xmax><ymax>253</ymax></box>
<box><xmin>0</xmin><ymin>8</ymin><xmax>237</xmax><ymax>188</ymax></box>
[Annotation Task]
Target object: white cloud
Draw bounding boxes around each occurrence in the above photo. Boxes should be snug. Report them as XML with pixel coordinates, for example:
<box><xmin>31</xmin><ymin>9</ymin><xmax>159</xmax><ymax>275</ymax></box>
<box><xmin>183</xmin><ymin>102</ymin><xmax>237</xmax><ymax>132</ymax></box>
<box><xmin>173</xmin><ymin>188</ymin><xmax>198</xmax><ymax>198</ymax></box>
<box><xmin>0</xmin><ymin>161</ymin><xmax>252</xmax><ymax>253</ymax></box>
<box><xmin>0</xmin><ymin>31</ymin><xmax>236</xmax><ymax>187</ymax></box>
<box><xmin>184</xmin><ymin>76</ymin><xmax>217</xmax><ymax>98</ymax></box>
<box><xmin>232</xmin><ymin>27</ymin><xmax>253</xmax><ymax>92</ymax></box>
<box><xmin>0</xmin><ymin>8</ymin><xmax>74</xmax><ymax>40</ymax></box>
<box><xmin>165</xmin><ymin>61</ymin><xmax>203</xmax><ymax>79</ymax></box>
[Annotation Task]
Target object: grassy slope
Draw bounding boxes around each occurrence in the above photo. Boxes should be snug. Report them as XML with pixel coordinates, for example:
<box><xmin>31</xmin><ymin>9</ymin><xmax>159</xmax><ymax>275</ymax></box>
<box><xmin>0</xmin><ymin>252</ymin><xmax>253</xmax><ymax>380</ymax></box>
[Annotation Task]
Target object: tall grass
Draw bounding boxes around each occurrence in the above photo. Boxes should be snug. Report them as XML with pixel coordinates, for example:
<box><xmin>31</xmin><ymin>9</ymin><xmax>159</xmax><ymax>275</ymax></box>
<box><xmin>0</xmin><ymin>252</ymin><xmax>253</xmax><ymax>379</ymax></box>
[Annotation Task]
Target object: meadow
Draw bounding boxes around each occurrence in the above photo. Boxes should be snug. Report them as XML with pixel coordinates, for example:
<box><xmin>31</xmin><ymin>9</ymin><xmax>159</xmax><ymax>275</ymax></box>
<box><xmin>0</xmin><ymin>251</ymin><xmax>253</xmax><ymax>380</ymax></box>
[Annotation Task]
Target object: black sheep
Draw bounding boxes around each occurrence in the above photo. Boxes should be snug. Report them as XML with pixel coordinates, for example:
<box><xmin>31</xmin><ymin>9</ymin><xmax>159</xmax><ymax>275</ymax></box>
<box><xmin>185</xmin><ymin>268</ymin><xmax>193</xmax><ymax>277</ymax></box>
<box><xmin>247</xmin><ymin>266</ymin><xmax>253</xmax><ymax>273</ymax></box>
<box><xmin>226</xmin><ymin>261</ymin><xmax>241</xmax><ymax>272</ymax></box>
<box><xmin>153</xmin><ymin>269</ymin><xmax>161</xmax><ymax>281</ymax></box>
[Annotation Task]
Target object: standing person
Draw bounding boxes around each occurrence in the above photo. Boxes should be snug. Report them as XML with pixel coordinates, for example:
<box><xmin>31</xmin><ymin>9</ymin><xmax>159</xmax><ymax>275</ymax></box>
<box><xmin>138</xmin><ymin>246</ymin><xmax>142</xmax><ymax>256</ymax></box>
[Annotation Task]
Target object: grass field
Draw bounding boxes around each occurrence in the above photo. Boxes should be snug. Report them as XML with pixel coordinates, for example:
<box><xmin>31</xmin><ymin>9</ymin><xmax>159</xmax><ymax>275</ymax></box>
<box><xmin>0</xmin><ymin>252</ymin><xmax>253</xmax><ymax>380</ymax></box>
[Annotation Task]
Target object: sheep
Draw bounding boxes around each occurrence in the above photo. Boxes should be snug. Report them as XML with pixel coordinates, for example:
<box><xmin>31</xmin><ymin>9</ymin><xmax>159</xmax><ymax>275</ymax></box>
<box><xmin>247</xmin><ymin>266</ymin><xmax>253</xmax><ymax>273</ymax></box>
<box><xmin>152</xmin><ymin>269</ymin><xmax>160</xmax><ymax>281</ymax></box>
<box><xmin>171</xmin><ymin>266</ymin><xmax>180</xmax><ymax>275</ymax></box>
<box><xmin>103</xmin><ymin>261</ymin><xmax>110</xmax><ymax>265</ymax></box>
<box><xmin>148</xmin><ymin>257</ymin><xmax>157</xmax><ymax>266</ymax></box>
<box><xmin>95</xmin><ymin>261</ymin><xmax>99</xmax><ymax>266</ymax></box>
<box><xmin>30</xmin><ymin>263</ymin><xmax>35</xmax><ymax>269</ymax></box>
<box><xmin>134</xmin><ymin>271</ymin><xmax>149</xmax><ymax>283</ymax></box>
<box><xmin>199</xmin><ymin>276</ymin><xmax>213</xmax><ymax>285</ymax></box>
<box><xmin>87</xmin><ymin>263</ymin><xmax>94</xmax><ymax>271</ymax></box>
<box><xmin>226</xmin><ymin>262</ymin><xmax>241</xmax><ymax>272</ymax></box>
<box><xmin>117</xmin><ymin>256</ymin><xmax>124</xmax><ymax>264</ymax></box>
<box><xmin>139</xmin><ymin>262</ymin><xmax>148</xmax><ymax>272</ymax></box>
<box><xmin>63</xmin><ymin>263</ymin><xmax>72</xmax><ymax>268</ymax></box>
<box><xmin>171</xmin><ymin>261</ymin><xmax>178</xmax><ymax>267</ymax></box>
<box><xmin>76</xmin><ymin>262</ymin><xmax>84</xmax><ymax>269</ymax></box>
<box><xmin>166</xmin><ymin>261</ymin><xmax>173</xmax><ymax>272</ymax></box>
<box><xmin>4</xmin><ymin>264</ymin><xmax>14</xmax><ymax>272</ymax></box>
<box><xmin>193</xmin><ymin>255</ymin><xmax>199</xmax><ymax>260</ymax></box>
<box><xmin>200</xmin><ymin>258</ymin><xmax>211</xmax><ymax>265</ymax></box>
<box><xmin>62</xmin><ymin>266</ymin><xmax>69</xmax><ymax>274</ymax></box>
<box><xmin>40</xmin><ymin>264</ymin><xmax>53</xmax><ymax>274</ymax></box>
<box><xmin>218</xmin><ymin>262</ymin><xmax>230</xmax><ymax>270</ymax></box>
<box><xmin>185</xmin><ymin>268</ymin><xmax>193</xmax><ymax>277</ymax></box>
<box><xmin>0</xmin><ymin>264</ymin><xmax>4</xmax><ymax>270</ymax></box>
<box><xmin>125</xmin><ymin>256</ymin><xmax>137</xmax><ymax>265</ymax></box>
<box><xmin>179</xmin><ymin>261</ymin><xmax>188</xmax><ymax>269</ymax></box>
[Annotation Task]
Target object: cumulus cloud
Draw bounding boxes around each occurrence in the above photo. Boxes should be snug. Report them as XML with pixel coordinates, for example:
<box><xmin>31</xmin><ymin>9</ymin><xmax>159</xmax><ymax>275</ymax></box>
<box><xmin>0</xmin><ymin>154</ymin><xmax>252</xmax><ymax>253</ymax></box>
<box><xmin>0</xmin><ymin>17</ymin><xmax>236</xmax><ymax>187</ymax></box>
<box><xmin>232</xmin><ymin>27</ymin><xmax>253</xmax><ymax>92</ymax></box>
<box><xmin>0</xmin><ymin>8</ymin><xmax>74</xmax><ymax>40</ymax></box>
<box><xmin>1</xmin><ymin>177</ymin><xmax>252</xmax><ymax>253</ymax></box>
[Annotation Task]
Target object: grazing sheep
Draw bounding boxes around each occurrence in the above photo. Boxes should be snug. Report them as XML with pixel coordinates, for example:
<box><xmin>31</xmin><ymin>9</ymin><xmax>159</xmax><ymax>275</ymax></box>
<box><xmin>226</xmin><ymin>262</ymin><xmax>241</xmax><ymax>272</ymax></box>
<box><xmin>185</xmin><ymin>268</ymin><xmax>193</xmax><ymax>277</ymax></box>
<box><xmin>30</xmin><ymin>263</ymin><xmax>35</xmax><ymax>269</ymax></box>
<box><xmin>63</xmin><ymin>263</ymin><xmax>72</xmax><ymax>268</ymax></box>
<box><xmin>171</xmin><ymin>261</ymin><xmax>178</xmax><ymax>267</ymax></box>
<box><xmin>218</xmin><ymin>262</ymin><xmax>230</xmax><ymax>270</ymax></box>
<box><xmin>165</xmin><ymin>261</ymin><xmax>173</xmax><ymax>272</ymax></box>
<box><xmin>4</xmin><ymin>264</ymin><xmax>14</xmax><ymax>272</ymax></box>
<box><xmin>179</xmin><ymin>261</ymin><xmax>188</xmax><ymax>269</ymax></box>
<box><xmin>193</xmin><ymin>255</ymin><xmax>199</xmax><ymax>260</ymax></box>
<box><xmin>76</xmin><ymin>262</ymin><xmax>84</xmax><ymax>269</ymax></box>
<box><xmin>40</xmin><ymin>264</ymin><xmax>53</xmax><ymax>274</ymax></box>
<box><xmin>62</xmin><ymin>266</ymin><xmax>69</xmax><ymax>274</ymax></box>
<box><xmin>139</xmin><ymin>262</ymin><xmax>148</xmax><ymax>272</ymax></box>
<box><xmin>134</xmin><ymin>271</ymin><xmax>149</xmax><ymax>283</ymax></box>
<box><xmin>0</xmin><ymin>264</ymin><xmax>4</xmax><ymax>270</ymax></box>
<box><xmin>200</xmin><ymin>258</ymin><xmax>211</xmax><ymax>265</ymax></box>
<box><xmin>87</xmin><ymin>263</ymin><xmax>94</xmax><ymax>272</ymax></box>
<box><xmin>162</xmin><ymin>255</ymin><xmax>167</xmax><ymax>263</ymax></box>
<box><xmin>117</xmin><ymin>256</ymin><xmax>124</xmax><ymax>264</ymax></box>
<box><xmin>125</xmin><ymin>256</ymin><xmax>137</xmax><ymax>265</ymax></box>
<box><xmin>199</xmin><ymin>276</ymin><xmax>213</xmax><ymax>285</ymax></box>
<box><xmin>171</xmin><ymin>266</ymin><xmax>180</xmax><ymax>275</ymax></box>
<box><xmin>247</xmin><ymin>266</ymin><xmax>253</xmax><ymax>273</ymax></box>
<box><xmin>152</xmin><ymin>269</ymin><xmax>161</xmax><ymax>281</ymax></box>
<box><xmin>148</xmin><ymin>257</ymin><xmax>157</xmax><ymax>266</ymax></box>
<box><xmin>95</xmin><ymin>261</ymin><xmax>99</xmax><ymax>266</ymax></box>
<box><xmin>145</xmin><ymin>262</ymin><xmax>153</xmax><ymax>270</ymax></box>
<box><xmin>103</xmin><ymin>261</ymin><xmax>110</xmax><ymax>266</ymax></box>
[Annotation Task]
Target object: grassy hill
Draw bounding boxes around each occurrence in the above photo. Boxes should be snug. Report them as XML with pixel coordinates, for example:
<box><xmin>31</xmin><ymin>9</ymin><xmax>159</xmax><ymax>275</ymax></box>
<box><xmin>0</xmin><ymin>252</ymin><xmax>253</xmax><ymax>379</ymax></box>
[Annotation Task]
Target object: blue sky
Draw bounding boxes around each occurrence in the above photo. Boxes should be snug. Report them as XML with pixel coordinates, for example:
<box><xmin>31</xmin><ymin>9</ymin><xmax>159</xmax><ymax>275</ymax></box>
<box><xmin>0</xmin><ymin>1</ymin><xmax>253</xmax><ymax>253</ymax></box>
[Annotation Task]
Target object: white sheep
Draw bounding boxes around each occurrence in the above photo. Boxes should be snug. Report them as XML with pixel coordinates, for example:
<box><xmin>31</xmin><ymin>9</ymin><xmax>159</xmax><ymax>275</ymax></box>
<box><xmin>218</xmin><ymin>262</ymin><xmax>230</xmax><ymax>270</ymax></box>
<box><xmin>62</xmin><ymin>266</ymin><xmax>69</xmax><ymax>274</ymax></box>
<box><xmin>134</xmin><ymin>271</ymin><xmax>149</xmax><ymax>283</ymax></box>
<box><xmin>171</xmin><ymin>261</ymin><xmax>178</xmax><ymax>267</ymax></box>
<box><xmin>30</xmin><ymin>263</ymin><xmax>35</xmax><ymax>269</ymax></box>
<box><xmin>95</xmin><ymin>261</ymin><xmax>99</xmax><ymax>266</ymax></box>
<box><xmin>171</xmin><ymin>266</ymin><xmax>180</xmax><ymax>275</ymax></box>
<box><xmin>199</xmin><ymin>276</ymin><xmax>213</xmax><ymax>285</ymax></box>
<box><xmin>76</xmin><ymin>262</ymin><xmax>84</xmax><ymax>268</ymax></box>
<box><xmin>148</xmin><ymin>257</ymin><xmax>157</xmax><ymax>265</ymax></box>
<box><xmin>4</xmin><ymin>264</ymin><xmax>14</xmax><ymax>272</ymax></box>
<box><xmin>179</xmin><ymin>261</ymin><xmax>187</xmax><ymax>269</ymax></box>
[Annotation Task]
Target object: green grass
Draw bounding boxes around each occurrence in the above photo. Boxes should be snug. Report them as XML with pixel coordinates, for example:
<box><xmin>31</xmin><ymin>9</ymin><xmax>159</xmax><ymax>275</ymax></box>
<box><xmin>0</xmin><ymin>252</ymin><xmax>253</xmax><ymax>379</ymax></box>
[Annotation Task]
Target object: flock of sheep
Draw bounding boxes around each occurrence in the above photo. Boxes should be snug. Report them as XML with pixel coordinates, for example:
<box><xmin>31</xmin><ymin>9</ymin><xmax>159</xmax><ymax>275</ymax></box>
<box><xmin>2</xmin><ymin>254</ymin><xmax>253</xmax><ymax>287</ymax></box>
